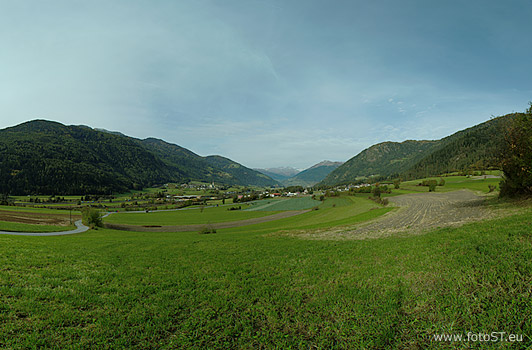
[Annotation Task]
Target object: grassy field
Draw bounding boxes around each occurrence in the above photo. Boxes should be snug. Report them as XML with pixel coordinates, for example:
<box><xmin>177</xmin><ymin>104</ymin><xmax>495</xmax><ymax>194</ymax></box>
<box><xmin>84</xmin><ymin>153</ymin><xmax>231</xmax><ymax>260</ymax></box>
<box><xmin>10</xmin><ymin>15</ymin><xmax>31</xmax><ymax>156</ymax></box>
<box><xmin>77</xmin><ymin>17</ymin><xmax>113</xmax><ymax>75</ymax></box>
<box><xmin>385</xmin><ymin>175</ymin><xmax>502</xmax><ymax>196</ymax></box>
<box><xmin>0</xmin><ymin>200</ymin><xmax>530</xmax><ymax>348</ymax></box>
<box><xmin>246</xmin><ymin>197</ymin><xmax>322</xmax><ymax>211</ymax></box>
<box><xmin>0</xmin><ymin>221</ymin><xmax>75</xmax><ymax>233</ymax></box>
<box><xmin>103</xmin><ymin>204</ymin><xmax>281</xmax><ymax>226</ymax></box>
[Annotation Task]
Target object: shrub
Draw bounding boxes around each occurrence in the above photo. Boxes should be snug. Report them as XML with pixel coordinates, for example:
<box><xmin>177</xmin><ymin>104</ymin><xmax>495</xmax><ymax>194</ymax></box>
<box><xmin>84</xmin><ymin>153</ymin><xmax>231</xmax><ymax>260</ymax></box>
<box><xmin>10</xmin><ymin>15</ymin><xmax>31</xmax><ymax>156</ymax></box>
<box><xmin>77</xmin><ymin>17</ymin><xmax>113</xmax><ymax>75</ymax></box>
<box><xmin>82</xmin><ymin>208</ymin><xmax>103</xmax><ymax>228</ymax></box>
<box><xmin>199</xmin><ymin>226</ymin><xmax>216</xmax><ymax>234</ymax></box>
<box><xmin>393</xmin><ymin>179</ymin><xmax>401</xmax><ymax>189</ymax></box>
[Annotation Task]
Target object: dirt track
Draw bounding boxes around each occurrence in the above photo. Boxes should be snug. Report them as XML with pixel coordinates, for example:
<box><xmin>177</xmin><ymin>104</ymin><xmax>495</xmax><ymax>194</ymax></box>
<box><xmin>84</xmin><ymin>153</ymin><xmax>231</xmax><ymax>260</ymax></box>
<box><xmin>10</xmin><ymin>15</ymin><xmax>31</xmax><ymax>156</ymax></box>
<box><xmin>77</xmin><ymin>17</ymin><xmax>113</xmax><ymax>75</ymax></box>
<box><xmin>297</xmin><ymin>190</ymin><xmax>489</xmax><ymax>240</ymax></box>
<box><xmin>0</xmin><ymin>210</ymin><xmax>79</xmax><ymax>226</ymax></box>
<box><xmin>104</xmin><ymin>210</ymin><xmax>310</xmax><ymax>232</ymax></box>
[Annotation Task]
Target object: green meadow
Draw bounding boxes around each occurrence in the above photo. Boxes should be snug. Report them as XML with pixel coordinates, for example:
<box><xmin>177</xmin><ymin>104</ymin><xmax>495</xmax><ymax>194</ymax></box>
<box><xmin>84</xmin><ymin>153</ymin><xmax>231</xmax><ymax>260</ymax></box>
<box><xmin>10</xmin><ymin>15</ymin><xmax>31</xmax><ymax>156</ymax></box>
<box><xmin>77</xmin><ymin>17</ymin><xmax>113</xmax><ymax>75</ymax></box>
<box><xmin>1</xmin><ymin>177</ymin><xmax>531</xmax><ymax>348</ymax></box>
<box><xmin>0</xmin><ymin>221</ymin><xmax>75</xmax><ymax>233</ymax></box>
<box><xmin>0</xmin><ymin>204</ymin><xmax>531</xmax><ymax>348</ymax></box>
<box><xmin>104</xmin><ymin>204</ymin><xmax>280</xmax><ymax>226</ymax></box>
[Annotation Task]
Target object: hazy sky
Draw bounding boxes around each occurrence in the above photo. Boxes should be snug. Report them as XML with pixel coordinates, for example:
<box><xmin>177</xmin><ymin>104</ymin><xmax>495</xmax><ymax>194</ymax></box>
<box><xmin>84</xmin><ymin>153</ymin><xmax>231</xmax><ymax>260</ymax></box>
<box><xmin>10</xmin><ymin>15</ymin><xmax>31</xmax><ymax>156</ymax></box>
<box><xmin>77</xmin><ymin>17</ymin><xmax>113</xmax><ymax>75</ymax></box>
<box><xmin>1</xmin><ymin>1</ymin><xmax>531</xmax><ymax>169</ymax></box>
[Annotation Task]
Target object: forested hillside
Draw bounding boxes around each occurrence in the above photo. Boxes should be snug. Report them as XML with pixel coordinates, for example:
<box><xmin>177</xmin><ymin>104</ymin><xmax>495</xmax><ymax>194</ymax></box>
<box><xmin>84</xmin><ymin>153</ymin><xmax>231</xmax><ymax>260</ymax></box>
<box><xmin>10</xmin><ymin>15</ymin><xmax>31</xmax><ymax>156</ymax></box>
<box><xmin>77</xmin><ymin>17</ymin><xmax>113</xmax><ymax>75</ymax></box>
<box><xmin>0</xmin><ymin>120</ymin><xmax>174</xmax><ymax>195</ymax></box>
<box><xmin>320</xmin><ymin>140</ymin><xmax>440</xmax><ymax>186</ymax></box>
<box><xmin>403</xmin><ymin>115</ymin><xmax>512</xmax><ymax>179</ymax></box>
<box><xmin>0</xmin><ymin>120</ymin><xmax>278</xmax><ymax>195</ymax></box>
<box><xmin>320</xmin><ymin>115</ymin><xmax>511</xmax><ymax>187</ymax></box>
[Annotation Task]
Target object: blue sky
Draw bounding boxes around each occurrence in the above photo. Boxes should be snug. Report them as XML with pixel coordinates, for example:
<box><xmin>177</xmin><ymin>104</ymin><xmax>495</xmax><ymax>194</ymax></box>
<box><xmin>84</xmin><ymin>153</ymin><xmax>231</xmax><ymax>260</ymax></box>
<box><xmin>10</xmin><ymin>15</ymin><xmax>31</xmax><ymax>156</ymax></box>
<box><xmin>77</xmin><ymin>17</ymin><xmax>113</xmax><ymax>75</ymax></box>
<box><xmin>1</xmin><ymin>0</ymin><xmax>531</xmax><ymax>169</ymax></box>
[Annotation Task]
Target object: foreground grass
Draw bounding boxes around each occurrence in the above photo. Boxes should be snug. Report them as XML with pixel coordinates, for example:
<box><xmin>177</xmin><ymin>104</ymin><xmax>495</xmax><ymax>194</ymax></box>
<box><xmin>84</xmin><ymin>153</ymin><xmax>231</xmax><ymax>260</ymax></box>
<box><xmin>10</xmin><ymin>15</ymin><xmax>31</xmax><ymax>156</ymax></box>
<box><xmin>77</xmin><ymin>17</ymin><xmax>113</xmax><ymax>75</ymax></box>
<box><xmin>0</xmin><ymin>221</ymin><xmax>76</xmax><ymax>233</ymax></box>
<box><xmin>1</xmin><ymin>202</ymin><xmax>531</xmax><ymax>348</ymax></box>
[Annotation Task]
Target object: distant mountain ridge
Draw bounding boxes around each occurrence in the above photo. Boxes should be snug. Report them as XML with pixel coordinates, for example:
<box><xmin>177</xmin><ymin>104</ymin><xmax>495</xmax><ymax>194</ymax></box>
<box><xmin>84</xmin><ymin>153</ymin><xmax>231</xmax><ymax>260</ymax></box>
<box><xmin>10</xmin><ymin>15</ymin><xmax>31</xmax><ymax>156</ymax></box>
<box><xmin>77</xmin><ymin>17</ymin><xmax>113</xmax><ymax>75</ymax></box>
<box><xmin>254</xmin><ymin>167</ymin><xmax>300</xmax><ymax>181</ymax></box>
<box><xmin>0</xmin><ymin>120</ymin><xmax>279</xmax><ymax>195</ymax></box>
<box><xmin>282</xmin><ymin>161</ymin><xmax>343</xmax><ymax>187</ymax></box>
<box><xmin>256</xmin><ymin>161</ymin><xmax>343</xmax><ymax>187</ymax></box>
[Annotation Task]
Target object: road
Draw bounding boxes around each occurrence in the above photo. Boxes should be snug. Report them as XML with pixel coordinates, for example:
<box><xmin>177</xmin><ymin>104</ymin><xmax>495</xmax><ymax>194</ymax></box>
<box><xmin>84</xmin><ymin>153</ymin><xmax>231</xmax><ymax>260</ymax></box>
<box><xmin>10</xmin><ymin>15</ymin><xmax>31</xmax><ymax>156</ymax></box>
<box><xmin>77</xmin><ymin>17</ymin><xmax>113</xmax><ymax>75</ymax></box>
<box><xmin>0</xmin><ymin>219</ymin><xmax>89</xmax><ymax>236</ymax></box>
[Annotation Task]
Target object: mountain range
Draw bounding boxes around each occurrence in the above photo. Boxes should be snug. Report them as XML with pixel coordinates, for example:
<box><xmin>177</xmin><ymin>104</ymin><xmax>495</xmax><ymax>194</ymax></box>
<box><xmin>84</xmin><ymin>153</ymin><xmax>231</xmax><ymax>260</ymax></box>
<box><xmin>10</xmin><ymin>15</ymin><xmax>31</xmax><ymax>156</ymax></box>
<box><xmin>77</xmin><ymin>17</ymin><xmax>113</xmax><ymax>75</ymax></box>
<box><xmin>0</xmin><ymin>120</ymin><xmax>278</xmax><ymax>195</ymax></box>
<box><xmin>0</xmin><ymin>114</ymin><xmax>513</xmax><ymax>195</ymax></box>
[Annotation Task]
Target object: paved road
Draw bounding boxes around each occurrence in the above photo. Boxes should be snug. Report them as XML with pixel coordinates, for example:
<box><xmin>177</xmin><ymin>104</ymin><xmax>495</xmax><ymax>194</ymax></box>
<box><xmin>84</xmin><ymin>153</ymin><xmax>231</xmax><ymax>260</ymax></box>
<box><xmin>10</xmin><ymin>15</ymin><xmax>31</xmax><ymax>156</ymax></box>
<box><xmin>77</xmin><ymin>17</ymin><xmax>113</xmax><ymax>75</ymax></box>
<box><xmin>0</xmin><ymin>220</ymin><xmax>89</xmax><ymax>236</ymax></box>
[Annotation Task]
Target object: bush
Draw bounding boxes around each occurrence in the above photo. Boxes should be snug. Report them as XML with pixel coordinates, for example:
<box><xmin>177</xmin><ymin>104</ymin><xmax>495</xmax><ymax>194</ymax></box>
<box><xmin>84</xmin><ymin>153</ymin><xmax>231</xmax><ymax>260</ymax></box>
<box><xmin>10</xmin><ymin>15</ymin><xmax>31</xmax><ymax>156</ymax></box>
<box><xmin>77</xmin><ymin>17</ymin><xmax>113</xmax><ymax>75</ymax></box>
<box><xmin>82</xmin><ymin>208</ymin><xmax>103</xmax><ymax>228</ymax></box>
<box><xmin>199</xmin><ymin>226</ymin><xmax>217</xmax><ymax>234</ymax></box>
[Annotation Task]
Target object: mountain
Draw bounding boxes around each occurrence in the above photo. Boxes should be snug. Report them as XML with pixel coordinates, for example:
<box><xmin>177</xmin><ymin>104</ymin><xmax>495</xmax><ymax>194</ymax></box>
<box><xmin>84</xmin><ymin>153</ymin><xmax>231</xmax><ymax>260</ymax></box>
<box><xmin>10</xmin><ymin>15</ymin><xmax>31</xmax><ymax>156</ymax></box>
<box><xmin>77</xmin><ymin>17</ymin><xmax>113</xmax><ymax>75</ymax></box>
<box><xmin>319</xmin><ymin>115</ymin><xmax>512</xmax><ymax>187</ymax></box>
<box><xmin>282</xmin><ymin>161</ymin><xmax>343</xmax><ymax>187</ymax></box>
<box><xmin>0</xmin><ymin>120</ymin><xmax>278</xmax><ymax>195</ymax></box>
<box><xmin>0</xmin><ymin>120</ymin><xmax>175</xmax><ymax>195</ymax></box>
<box><xmin>320</xmin><ymin>140</ymin><xmax>440</xmax><ymax>186</ymax></box>
<box><xmin>255</xmin><ymin>167</ymin><xmax>300</xmax><ymax>181</ymax></box>
<box><xmin>403</xmin><ymin>114</ymin><xmax>512</xmax><ymax>179</ymax></box>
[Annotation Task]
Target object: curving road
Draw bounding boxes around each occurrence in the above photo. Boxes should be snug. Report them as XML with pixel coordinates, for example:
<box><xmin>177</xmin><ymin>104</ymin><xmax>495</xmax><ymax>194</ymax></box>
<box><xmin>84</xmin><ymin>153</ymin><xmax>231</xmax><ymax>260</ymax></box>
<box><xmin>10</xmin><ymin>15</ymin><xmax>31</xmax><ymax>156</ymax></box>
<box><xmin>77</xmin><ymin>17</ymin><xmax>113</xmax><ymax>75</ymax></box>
<box><xmin>0</xmin><ymin>219</ymin><xmax>89</xmax><ymax>236</ymax></box>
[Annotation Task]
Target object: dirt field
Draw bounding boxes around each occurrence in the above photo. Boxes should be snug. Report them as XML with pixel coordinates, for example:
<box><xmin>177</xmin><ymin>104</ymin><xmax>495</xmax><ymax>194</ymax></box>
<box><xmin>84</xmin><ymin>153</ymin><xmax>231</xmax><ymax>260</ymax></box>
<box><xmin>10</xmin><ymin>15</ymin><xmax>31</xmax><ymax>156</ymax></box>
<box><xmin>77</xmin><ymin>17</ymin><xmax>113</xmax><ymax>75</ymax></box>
<box><xmin>105</xmin><ymin>210</ymin><xmax>310</xmax><ymax>232</ymax></box>
<box><xmin>0</xmin><ymin>210</ymin><xmax>79</xmax><ymax>227</ymax></box>
<box><xmin>294</xmin><ymin>190</ymin><xmax>490</xmax><ymax>240</ymax></box>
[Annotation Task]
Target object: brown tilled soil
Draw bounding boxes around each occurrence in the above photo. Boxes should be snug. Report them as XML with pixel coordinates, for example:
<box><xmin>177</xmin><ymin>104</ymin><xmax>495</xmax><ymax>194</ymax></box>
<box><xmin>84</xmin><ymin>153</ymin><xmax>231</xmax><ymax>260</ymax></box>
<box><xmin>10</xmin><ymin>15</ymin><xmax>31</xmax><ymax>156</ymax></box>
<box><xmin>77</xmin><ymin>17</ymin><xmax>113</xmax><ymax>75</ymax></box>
<box><xmin>289</xmin><ymin>190</ymin><xmax>491</xmax><ymax>240</ymax></box>
<box><xmin>0</xmin><ymin>210</ymin><xmax>80</xmax><ymax>226</ymax></box>
<box><xmin>105</xmin><ymin>210</ymin><xmax>310</xmax><ymax>232</ymax></box>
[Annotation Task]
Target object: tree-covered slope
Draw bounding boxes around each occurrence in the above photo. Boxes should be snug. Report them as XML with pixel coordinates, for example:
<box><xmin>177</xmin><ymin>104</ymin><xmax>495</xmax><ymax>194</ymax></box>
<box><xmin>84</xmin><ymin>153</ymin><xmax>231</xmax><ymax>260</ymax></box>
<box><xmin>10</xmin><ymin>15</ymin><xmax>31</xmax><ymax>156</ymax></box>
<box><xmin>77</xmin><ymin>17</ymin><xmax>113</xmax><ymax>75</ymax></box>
<box><xmin>204</xmin><ymin>156</ymin><xmax>280</xmax><ymax>187</ymax></box>
<box><xmin>402</xmin><ymin>115</ymin><xmax>512</xmax><ymax>179</ymax></box>
<box><xmin>0</xmin><ymin>120</ymin><xmax>175</xmax><ymax>195</ymax></box>
<box><xmin>0</xmin><ymin>120</ymin><xmax>279</xmax><ymax>195</ymax></box>
<box><xmin>320</xmin><ymin>140</ymin><xmax>440</xmax><ymax>186</ymax></box>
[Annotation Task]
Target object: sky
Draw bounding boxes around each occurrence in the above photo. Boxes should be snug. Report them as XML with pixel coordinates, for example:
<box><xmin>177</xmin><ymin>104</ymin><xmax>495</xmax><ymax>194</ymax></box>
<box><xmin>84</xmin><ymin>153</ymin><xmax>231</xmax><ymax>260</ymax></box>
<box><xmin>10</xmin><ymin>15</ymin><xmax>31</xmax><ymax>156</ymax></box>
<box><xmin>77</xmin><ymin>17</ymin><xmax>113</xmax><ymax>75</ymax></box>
<box><xmin>1</xmin><ymin>0</ymin><xmax>531</xmax><ymax>169</ymax></box>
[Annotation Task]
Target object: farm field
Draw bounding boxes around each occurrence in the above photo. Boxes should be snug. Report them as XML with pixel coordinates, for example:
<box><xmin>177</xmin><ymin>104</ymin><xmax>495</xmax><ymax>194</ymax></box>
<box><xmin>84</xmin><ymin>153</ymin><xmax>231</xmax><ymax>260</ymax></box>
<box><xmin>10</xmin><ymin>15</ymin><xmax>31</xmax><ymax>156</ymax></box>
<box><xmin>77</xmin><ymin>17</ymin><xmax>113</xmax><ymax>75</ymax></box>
<box><xmin>0</xmin><ymin>221</ymin><xmax>76</xmax><ymax>233</ymax></box>
<box><xmin>384</xmin><ymin>174</ymin><xmax>502</xmax><ymax>196</ymax></box>
<box><xmin>246</xmin><ymin>196</ymin><xmax>321</xmax><ymax>211</ymax></box>
<box><xmin>0</xmin><ymin>200</ymin><xmax>530</xmax><ymax>348</ymax></box>
<box><xmin>103</xmin><ymin>203</ymin><xmax>281</xmax><ymax>226</ymax></box>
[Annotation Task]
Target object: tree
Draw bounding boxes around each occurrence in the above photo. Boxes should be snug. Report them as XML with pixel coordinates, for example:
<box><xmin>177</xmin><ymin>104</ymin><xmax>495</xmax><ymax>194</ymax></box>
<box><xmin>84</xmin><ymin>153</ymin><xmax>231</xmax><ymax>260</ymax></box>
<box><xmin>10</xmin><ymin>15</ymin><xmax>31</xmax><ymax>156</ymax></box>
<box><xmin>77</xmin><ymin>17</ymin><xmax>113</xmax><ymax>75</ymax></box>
<box><xmin>82</xmin><ymin>208</ymin><xmax>103</xmax><ymax>228</ymax></box>
<box><xmin>393</xmin><ymin>179</ymin><xmax>401</xmax><ymax>189</ymax></box>
<box><xmin>499</xmin><ymin>104</ymin><xmax>532</xmax><ymax>197</ymax></box>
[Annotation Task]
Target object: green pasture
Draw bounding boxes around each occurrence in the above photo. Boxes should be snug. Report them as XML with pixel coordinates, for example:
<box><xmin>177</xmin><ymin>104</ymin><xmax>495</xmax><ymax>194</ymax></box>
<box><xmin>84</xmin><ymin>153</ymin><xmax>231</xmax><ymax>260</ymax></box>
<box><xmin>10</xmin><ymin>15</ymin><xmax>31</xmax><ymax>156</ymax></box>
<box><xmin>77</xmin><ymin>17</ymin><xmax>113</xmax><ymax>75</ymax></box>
<box><xmin>386</xmin><ymin>175</ymin><xmax>502</xmax><ymax>196</ymax></box>
<box><xmin>246</xmin><ymin>196</ymin><xmax>321</xmax><ymax>211</ymax></box>
<box><xmin>224</xmin><ymin>196</ymin><xmax>391</xmax><ymax>233</ymax></box>
<box><xmin>103</xmin><ymin>204</ymin><xmax>280</xmax><ymax>226</ymax></box>
<box><xmin>0</xmin><ymin>206</ymin><xmax>76</xmax><ymax>215</ymax></box>
<box><xmin>0</xmin><ymin>199</ymin><xmax>530</xmax><ymax>348</ymax></box>
<box><xmin>0</xmin><ymin>221</ymin><xmax>75</xmax><ymax>233</ymax></box>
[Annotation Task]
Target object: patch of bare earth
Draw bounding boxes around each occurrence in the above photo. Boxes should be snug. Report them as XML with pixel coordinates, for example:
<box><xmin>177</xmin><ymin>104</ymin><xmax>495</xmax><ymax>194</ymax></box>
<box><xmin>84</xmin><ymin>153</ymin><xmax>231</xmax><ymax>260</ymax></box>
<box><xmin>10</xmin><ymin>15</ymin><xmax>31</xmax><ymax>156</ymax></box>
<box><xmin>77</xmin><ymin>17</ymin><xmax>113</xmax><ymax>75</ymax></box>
<box><xmin>290</xmin><ymin>190</ymin><xmax>493</xmax><ymax>240</ymax></box>
<box><xmin>0</xmin><ymin>210</ymin><xmax>78</xmax><ymax>226</ymax></box>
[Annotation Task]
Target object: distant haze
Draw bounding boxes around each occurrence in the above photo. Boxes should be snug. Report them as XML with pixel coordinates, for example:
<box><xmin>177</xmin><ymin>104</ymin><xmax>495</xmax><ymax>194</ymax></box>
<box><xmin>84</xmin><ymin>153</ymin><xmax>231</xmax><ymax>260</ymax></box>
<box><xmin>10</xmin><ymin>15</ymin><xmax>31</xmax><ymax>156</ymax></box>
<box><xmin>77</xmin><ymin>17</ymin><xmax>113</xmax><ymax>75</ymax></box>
<box><xmin>1</xmin><ymin>1</ymin><xmax>531</xmax><ymax>168</ymax></box>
